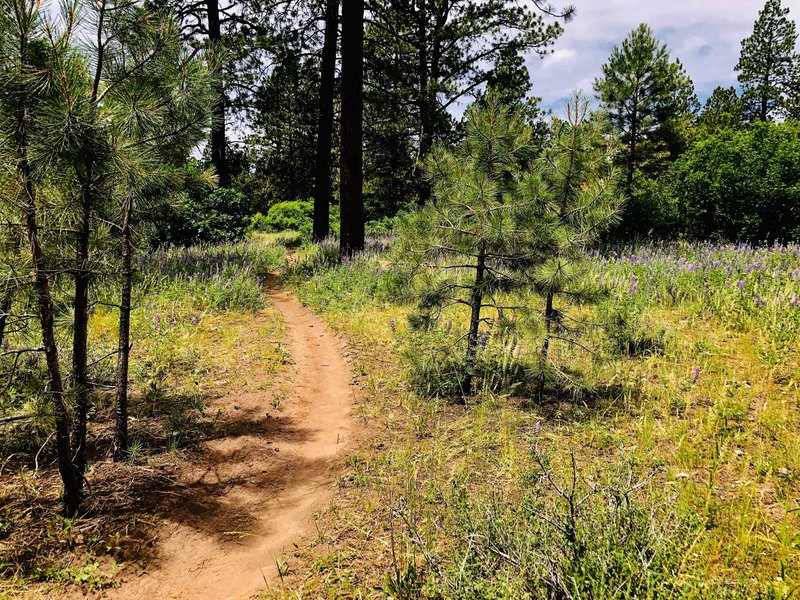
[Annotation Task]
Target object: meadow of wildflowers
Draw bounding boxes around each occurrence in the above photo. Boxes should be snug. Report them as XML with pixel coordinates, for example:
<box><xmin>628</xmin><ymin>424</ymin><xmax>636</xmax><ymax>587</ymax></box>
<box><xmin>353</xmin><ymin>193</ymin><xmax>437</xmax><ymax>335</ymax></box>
<box><xmin>595</xmin><ymin>241</ymin><xmax>800</xmax><ymax>356</ymax></box>
<box><xmin>282</xmin><ymin>236</ymin><xmax>800</xmax><ymax>598</ymax></box>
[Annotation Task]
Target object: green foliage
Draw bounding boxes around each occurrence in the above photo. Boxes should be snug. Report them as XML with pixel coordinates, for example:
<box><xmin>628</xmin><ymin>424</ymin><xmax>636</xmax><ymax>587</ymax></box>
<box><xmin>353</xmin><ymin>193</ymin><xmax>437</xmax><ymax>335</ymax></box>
<box><xmin>693</xmin><ymin>86</ymin><xmax>744</xmax><ymax>138</ymax></box>
<box><xmin>525</xmin><ymin>96</ymin><xmax>623</xmax><ymax>397</ymax></box>
<box><xmin>250</xmin><ymin>200</ymin><xmax>341</xmax><ymax>236</ymax></box>
<box><xmin>396</xmin><ymin>97</ymin><xmax>622</xmax><ymax>400</ymax></box>
<box><xmin>402</xmin><ymin>329</ymin><xmax>532</xmax><ymax>400</ymax></box>
<box><xmin>600</xmin><ymin>298</ymin><xmax>668</xmax><ymax>357</ymax></box>
<box><xmin>736</xmin><ymin>0</ymin><xmax>799</xmax><ymax>121</ymax></box>
<box><xmin>397</xmin><ymin>100</ymin><xmax>547</xmax><ymax>381</ymax></box>
<box><xmin>243</xmin><ymin>42</ymin><xmax>320</xmax><ymax>208</ymax></box>
<box><xmin>251</xmin><ymin>200</ymin><xmax>313</xmax><ymax>233</ymax></box>
<box><xmin>163</xmin><ymin>188</ymin><xmax>250</xmax><ymax>245</ymax></box>
<box><xmin>363</xmin><ymin>0</ymin><xmax>570</xmax><ymax>206</ymax></box>
<box><xmin>594</xmin><ymin>24</ymin><xmax>698</xmax><ymax>196</ymax></box>
<box><xmin>659</xmin><ymin>121</ymin><xmax>800</xmax><ymax>242</ymax></box>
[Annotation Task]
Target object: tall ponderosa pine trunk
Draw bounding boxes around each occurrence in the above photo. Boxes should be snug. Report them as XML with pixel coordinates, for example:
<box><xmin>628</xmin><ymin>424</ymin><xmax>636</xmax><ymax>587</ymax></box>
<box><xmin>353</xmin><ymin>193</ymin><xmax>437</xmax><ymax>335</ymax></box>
<box><xmin>462</xmin><ymin>242</ymin><xmax>485</xmax><ymax>396</ymax></box>
<box><xmin>14</xmin><ymin>35</ymin><xmax>81</xmax><ymax>513</ymax></box>
<box><xmin>312</xmin><ymin>0</ymin><xmax>339</xmax><ymax>240</ymax></box>
<box><xmin>625</xmin><ymin>102</ymin><xmax>638</xmax><ymax>197</ymax></box>
<box><xmin>207</xmin><ymin>0</ymin><xmax>229</xmax><ymax>187</ymax></box>
<box><xmin>339</xmin><ymin>0</ymin><xmax>364</xmax><ymax>257</ymax></box>
<box><xmin>760</xmin><ymin>61</ymin><xmax>771</xmax><ymax>121</ymax></box>
<box><xmin>113</xmin><ymin>191</ymin><xmax>134</xmax><ymax>460</ymax></box>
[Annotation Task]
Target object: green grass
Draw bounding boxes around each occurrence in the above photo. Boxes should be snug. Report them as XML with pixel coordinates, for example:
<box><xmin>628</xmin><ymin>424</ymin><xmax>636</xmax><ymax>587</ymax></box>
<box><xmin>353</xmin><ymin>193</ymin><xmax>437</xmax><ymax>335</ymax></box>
<box><xmin>272</xmin><ymin>239</ymin><xmax>800</xmax><ymax>599</ymax></box>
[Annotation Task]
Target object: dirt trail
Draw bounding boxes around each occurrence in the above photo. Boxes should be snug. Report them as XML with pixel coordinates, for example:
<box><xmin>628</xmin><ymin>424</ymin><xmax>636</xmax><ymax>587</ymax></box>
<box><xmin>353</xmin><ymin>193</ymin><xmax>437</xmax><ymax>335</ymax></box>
<box><xmin>102</xmin><ymin>286</ymin><xmax>354</xmax><ymax>600</ymax></box>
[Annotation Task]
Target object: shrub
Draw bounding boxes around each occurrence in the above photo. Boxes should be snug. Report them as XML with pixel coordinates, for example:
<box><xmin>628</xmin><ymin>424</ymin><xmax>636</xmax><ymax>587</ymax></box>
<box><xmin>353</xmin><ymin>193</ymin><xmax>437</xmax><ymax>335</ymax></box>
<box><xmin>600</xmin><ymin>299</ymin><xmax>668</xmax><ymax>357</ymax></box>
<box><xmin>428</xmin><ymin>449</ymin><xmax>699</xmax><ymax>599</ymax></box>
<box><xmin>162</xmin><ymin>188</ymin><xmax>250</xmax><ymax>245</ymax></box>
<box><xmin>664</xmin><ymin>121</ymin><xmax>800</xmax><ymax>242</ymax></box>
<box><xmin>251</xmin><ymin>200</ymin><xmax>313</xmax><ymax>233</ymax></box>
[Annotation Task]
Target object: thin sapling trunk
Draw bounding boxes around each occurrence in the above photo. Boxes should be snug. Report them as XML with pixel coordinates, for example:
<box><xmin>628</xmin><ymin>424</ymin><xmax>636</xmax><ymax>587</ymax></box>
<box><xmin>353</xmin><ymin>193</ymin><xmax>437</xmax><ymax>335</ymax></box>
<box><xmin>15</xmin><ymin>69</ymin><xmax>81</xmax><ymax>515</ymax></box>
<box><xmin>463</xmin><ymin>242</ymin><xmax>486</xmax><ymax>396</ymax></box>
<box><xmin>113</xmin><ymin>191</ymin><xmax>134</xmax><ymax>460</ymax></box>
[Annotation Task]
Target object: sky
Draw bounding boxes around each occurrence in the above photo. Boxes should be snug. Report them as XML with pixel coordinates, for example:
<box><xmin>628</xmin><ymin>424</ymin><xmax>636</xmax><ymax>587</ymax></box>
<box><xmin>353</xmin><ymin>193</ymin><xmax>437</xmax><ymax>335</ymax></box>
<box><xmin>528</xmin><ymin>0</ymin><xmax>800</xmax><ymax>112</ymax></box>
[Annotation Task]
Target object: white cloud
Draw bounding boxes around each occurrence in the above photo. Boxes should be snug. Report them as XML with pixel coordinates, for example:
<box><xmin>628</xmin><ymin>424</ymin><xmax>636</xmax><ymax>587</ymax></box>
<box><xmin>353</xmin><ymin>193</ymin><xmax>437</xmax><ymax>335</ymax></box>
<box><xmin>528</xmin><ymin>0</ymin><xmax>800</xmax><ymax>112</ymax></box>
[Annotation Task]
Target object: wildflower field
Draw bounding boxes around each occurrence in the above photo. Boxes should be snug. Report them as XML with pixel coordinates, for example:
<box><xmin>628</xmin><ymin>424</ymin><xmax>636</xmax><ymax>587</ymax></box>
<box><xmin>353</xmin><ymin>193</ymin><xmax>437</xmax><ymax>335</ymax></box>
<box><xmin>277</xmin><ymin>238</ymin><xmax>800</xmax><ymax>599</ymax></box>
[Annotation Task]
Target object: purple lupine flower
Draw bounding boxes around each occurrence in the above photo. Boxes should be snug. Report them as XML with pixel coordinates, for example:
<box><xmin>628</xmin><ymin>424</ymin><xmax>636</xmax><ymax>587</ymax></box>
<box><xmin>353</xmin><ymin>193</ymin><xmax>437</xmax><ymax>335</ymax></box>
<box><xmin>534</xmin><ymin>421</ymin><xmax>542</xmax><ymax>434</ymax></box>
<box><xmin>1</xmin><ymin>340</ymin><xmax>8</xmax><ymax>352</ymax></box>
<box><xmin>154</xmin><ymin>314</ymin><xmax>161</xmax><ymax>329</ymax></box>
<box><xmin>389</xmin><ymin>319</ymin><xmax>396</xmax><ymax>335</ymax></box>
<box><xmin>691</xmin><ymin>367</ymin><xmax>701</xmax><ymax>384</ymax></box>
<box><xmin>479</xmin><ymin>333</ymin><xmax>489</xmax><ymax>350</ymax></box>
<box><xmin>445</xmin><ymin>320</ymin><xmax>452</xmax><ymax>332</ymax></box>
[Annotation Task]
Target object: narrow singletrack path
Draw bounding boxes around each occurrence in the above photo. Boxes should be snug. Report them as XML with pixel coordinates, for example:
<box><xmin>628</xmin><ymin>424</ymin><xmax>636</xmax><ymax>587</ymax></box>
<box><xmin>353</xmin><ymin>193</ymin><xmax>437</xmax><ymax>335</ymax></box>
<box><xmin>103</xmin><ymin>284</ymin><xmax>354</xmax><ymax>600</ymax></box>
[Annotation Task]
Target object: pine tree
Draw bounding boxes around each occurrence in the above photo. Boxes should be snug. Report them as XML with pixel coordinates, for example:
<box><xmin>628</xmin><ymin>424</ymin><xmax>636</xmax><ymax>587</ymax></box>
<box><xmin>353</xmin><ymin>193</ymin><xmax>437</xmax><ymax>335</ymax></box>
<box><xmin>694</xmin><ymin>86</ymin><xmax>744</xmax><ymax>137</ymax></box>
<box><xmin>736</xmin><ymin>0</ymin><xmax>798</xmax><ymax>122</ymax></box>
<box><xmin>102</xmin><ymin>9</ymin><xmax>215</xmax><ymax>461</ymax></box>
<box><xmin>527</xmin><ymin>95</ymin><xmax>623</xmax><ymax>400</ymax></box>
<box><xmin>594</xmin><ymin>24</ymin><xmax>697</xmax><ymax>196</ymax></box>
<box><xmin>398</xmin><ymin>100</ymin><xmax>547</xmax><ymax>395</ymax></box>
<box><xmin>365</xmin><ymin>0</ymin><xmax>573</xmax><ymax>204</ymax></box>
<box><xmin>0</xmin><ymin>0</ymin><xmax>83</xmax><ymax>515</ymax></box>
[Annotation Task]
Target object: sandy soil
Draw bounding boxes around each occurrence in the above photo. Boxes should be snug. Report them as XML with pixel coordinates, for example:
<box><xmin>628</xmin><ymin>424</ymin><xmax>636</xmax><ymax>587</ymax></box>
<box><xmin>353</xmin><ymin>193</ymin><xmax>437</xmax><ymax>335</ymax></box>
<box><xmin>96</xmin><ymin>286</ymin><xmax>355</xmax><ymax>600</ymax></box>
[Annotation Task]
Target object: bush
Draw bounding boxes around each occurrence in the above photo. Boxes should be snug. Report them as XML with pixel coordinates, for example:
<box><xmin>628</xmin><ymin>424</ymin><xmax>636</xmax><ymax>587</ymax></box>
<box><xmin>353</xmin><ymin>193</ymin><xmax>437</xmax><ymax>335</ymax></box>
<box><xmin>365</xmin><ymin>212</ymin><xmax>408</xmax><ymax>236</ymax></box>
<box><xmin>162</xmin><ymin>188</ymin><xmax>250</xmax><ymax>245</ymax></box>
<box><xmin>611</xmin><ymin>178</ymin><xmax>679</xmax><ymax>240</ymax></box>
<box><xmin>600</xmin><ymin>300</ymin><xmax>668</xmax><ymax>357</ymax></box>
<box><xmin>251</xmin><ymin>200</ymin><xmax>313</xmax><ymax>233</ymax></box>
<box><xmin>663</xmin><ymin>121</ymin><xmax>800</xmax><ymax>242</ymax></box>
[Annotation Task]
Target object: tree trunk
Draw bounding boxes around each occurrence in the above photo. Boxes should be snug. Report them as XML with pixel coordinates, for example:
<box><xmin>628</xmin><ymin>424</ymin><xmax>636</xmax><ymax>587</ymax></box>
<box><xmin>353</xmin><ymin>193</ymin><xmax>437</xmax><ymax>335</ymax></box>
<box><xmin>0</xmin><ymin>292</ymin><xmax>11</xmax><ymax>349</ymax></box>
<box><xmin>69</xmin><ymin>0</ymin><xmax>107</xmax><ymax>489</ymax></box>
<box><xmin>207</xmin><ymin>0</ymin><xmax>229</xmax><ymax>186</ymax></box>
<box><xmin>760</xmin><ymin>67</ymin><xmax>770</xmax><ymax>121</ymax></box>
<box><xmin>16</xmin><ymin>90</ymin><xmax>81</xmax><ymax>515</ymax></box>
<box><xmin>114</xmin><ymin>192</ymin><xmax>134</xmax><ymax>461</ymax></box>
<box><xmin>416</xmin><ymin>0</ymin><xmax>432</xmax><ymax>205</ymax></box>
<box><xmin>625</xmin><ymin>105</ymin><xmax>638</xmax><ymax>197</ymax></box>
<box><xmin>339</xmin><ymin>0</ymin><xmax>364</xmax><ymax>257</ymax></box>
<box><xmin>312</xmin><ymin>0</ymin><xmax>339</xmax><ymax>241</ymax></box>
<box><xmin>70</xmin><ymin>180</ymin><xmax>91</xmax><ymax>481</ymax></box>
<box><xmin>536</xmin><ymin>289</ymin><xmax>554</xmax><ymax>403</ymax></box>
<box><xmin>462</xmin><ymin>243</ymin><xmax>485</xmax><ymax>396</ymax></box>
